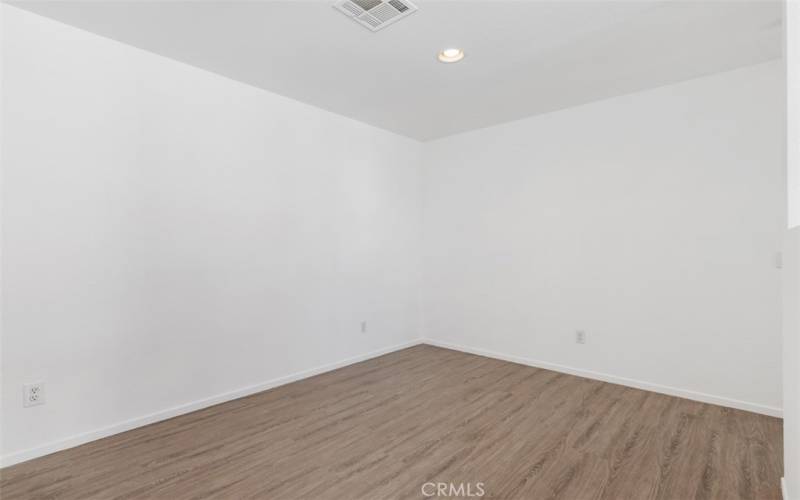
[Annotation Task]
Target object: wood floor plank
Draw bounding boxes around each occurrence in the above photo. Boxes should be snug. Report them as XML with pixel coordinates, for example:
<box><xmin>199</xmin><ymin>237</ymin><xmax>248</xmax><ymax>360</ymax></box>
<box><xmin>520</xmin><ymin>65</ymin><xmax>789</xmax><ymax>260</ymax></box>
<box><xmin>0</xmin><ymin>345</ymin><xmax>783</xmax><ymax>499</ymax></box>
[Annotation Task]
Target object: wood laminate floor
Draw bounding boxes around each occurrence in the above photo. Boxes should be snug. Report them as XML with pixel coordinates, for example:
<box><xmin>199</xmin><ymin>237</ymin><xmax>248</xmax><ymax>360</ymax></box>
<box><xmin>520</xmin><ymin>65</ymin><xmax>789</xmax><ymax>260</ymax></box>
<box><xmin>0</xmin><ymin>345</ymin><xmax>783</xmax><ymax>499</ymax></box>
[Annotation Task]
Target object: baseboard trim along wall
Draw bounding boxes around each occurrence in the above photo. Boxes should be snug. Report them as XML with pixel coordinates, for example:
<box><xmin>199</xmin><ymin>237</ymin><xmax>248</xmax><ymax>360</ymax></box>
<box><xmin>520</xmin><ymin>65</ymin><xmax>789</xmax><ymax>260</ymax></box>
<box><xmin>783</xmin><ymin>477</ymin><xmax>789</xmax><ymax>500</ymax></box>
<box><xmin>0</xmin><ymin>339</ymin><xmax>423</xmax><ymax>469</ymax></box>
<box><xmin>422</xmin><ymin>338</ymin><xmax>783</xmax><ymax>418</ymax></box>
<box><xmin>1</xmin><ymin>336</ymin><xmax>781</xmax><ymax>468</ymax></box>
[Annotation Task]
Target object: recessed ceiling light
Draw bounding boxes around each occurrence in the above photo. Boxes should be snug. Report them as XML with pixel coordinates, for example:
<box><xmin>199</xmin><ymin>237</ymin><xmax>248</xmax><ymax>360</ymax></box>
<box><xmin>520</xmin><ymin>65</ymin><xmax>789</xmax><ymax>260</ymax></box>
<box><xmin>438</xmin><ymin>48</ymin><xmax>464</xmax><ymax>63</ymax></box>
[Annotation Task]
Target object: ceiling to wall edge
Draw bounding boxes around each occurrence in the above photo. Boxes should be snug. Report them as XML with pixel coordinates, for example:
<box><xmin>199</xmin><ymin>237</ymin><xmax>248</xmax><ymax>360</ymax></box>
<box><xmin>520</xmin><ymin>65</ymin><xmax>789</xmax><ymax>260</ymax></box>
<box><xmin>2</xmin><ymin>2</ymin><xmax>784</xmax><ymax>144</ymax></box>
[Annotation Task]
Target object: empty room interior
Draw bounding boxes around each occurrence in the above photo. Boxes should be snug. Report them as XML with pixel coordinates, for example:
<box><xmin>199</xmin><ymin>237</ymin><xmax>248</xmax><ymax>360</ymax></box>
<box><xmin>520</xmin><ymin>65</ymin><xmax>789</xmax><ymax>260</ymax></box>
<box><xmin>1</xmin><ymin>0</ymin><xmax>800</xmax><ymax>499</ymax></box>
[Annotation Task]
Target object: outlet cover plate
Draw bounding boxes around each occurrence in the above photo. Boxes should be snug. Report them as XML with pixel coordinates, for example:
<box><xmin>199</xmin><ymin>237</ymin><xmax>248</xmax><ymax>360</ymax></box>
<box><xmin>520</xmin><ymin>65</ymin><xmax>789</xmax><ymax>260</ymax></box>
<box><xmin>23</xmin><ymin>382</ymin><xmax>45</xmax><ymax>407</ymax></box>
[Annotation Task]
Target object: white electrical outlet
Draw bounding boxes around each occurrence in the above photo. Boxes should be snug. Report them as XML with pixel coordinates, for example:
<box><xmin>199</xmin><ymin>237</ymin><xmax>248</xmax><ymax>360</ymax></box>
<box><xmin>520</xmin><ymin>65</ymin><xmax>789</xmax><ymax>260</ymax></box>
<box><xmin>23</xmin><ymin>382</ymin><xmax>45</xmax><ymax>407</ymax></box>
<box><xmin>361</xmin><ymin>321</ymin><xmax>367</xmax><ymax>333</ymax></box>
<box><xmin>575</xmin><ymin>330</ymin><xmax>586</xmax><ymax>344</ymax></box>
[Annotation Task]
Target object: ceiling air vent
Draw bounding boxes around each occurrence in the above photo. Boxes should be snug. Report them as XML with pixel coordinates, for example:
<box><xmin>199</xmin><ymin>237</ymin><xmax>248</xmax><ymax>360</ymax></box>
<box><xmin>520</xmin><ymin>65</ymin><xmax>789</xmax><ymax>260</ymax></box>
<box><xmin>333</xmin><ymin>0</ymin><xmax>418</xmax><ymax>32</ymax></box>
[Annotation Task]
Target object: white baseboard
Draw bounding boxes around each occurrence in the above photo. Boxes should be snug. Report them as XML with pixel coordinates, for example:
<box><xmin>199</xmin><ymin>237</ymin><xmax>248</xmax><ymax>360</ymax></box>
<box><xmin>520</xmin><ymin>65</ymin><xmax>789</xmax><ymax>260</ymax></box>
<box><xmin>422</xmin><ymin>338</ymin><xmax>783</xmax><ymax>418</ymax></box>
<box><xmin>0</xmin><ymin>339</ymin><xmax>422</xmax><ymax>469</ymax></box>
<box><xmin>2</xmin><ymin>337</ymin><xmax>780</xmax><ymax>468</ymax></box>
<box><xmin>783</xmin><ymin>477</ymin><xmax>789</xmax><ymax>500</ymax></box>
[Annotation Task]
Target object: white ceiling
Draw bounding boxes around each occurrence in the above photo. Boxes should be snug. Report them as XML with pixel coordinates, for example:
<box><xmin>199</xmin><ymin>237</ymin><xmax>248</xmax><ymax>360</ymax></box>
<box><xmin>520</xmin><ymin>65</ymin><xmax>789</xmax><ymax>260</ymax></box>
<box><xmin>11</xmin><ymin>0</ymin><xmax>782</xmax><ymax>141</ymax></box>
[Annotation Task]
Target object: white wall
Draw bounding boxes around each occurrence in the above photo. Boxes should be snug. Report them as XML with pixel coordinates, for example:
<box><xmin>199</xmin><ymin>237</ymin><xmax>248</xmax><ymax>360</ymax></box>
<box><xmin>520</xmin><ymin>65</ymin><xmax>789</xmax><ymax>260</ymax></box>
<box><xmin>1</xmin><ymin>5</ymin><xmax>422</xmax><ymax>464</ymax></box>
<box><xmin>0</xmin><ymin>0</ymin><xmax>6</xmax><ymax>465</ymax></box>
<box><xmin>422</xmin><ymin>61</ymin><xmax>785</xmax><ymax>415</ymax></box>
<box><xmin>789</xmin><ymin>2</ymin><xmax>800</xmax><ymax>231</ymax></box>
<box><xmin>784</xmin><ymin>227</ymin><xmax>799</xmax><ymax>500</ymax></box>
<box><xmin>784</xmin><ymin>1</ymin><xmax>800</xmax><ymax>498</ymax></box>
<box><xmin>1</xmin><ymin>2</ymin><xmax>787</xmax><ymax>470</ymax></box>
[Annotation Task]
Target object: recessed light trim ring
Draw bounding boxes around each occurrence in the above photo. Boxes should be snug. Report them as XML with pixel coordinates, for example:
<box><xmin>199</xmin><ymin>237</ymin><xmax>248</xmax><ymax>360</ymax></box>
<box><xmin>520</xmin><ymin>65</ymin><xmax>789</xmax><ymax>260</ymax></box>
<box><xmin>438</xmin><ymin>48</ymin><xmax>465</xmax><ymax>63</ymax></box>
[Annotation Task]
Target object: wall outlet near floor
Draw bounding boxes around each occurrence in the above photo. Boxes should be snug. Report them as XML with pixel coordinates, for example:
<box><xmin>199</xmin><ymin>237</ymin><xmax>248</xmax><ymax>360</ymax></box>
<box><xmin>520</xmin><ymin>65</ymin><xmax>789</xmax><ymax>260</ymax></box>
<box><xmin>361</xmin><ymin>321</ymin><xmax>367</xmax><ymax>333</ymax></box>
<box><xmin>23</xmin><ymin>382</ymin><xmax>45</xmax><ymax>407</ymax></box>
<box><xmin>575</xmin><ymin>330</ymin><xmax>586</xmax><ymax>344</ymax></box>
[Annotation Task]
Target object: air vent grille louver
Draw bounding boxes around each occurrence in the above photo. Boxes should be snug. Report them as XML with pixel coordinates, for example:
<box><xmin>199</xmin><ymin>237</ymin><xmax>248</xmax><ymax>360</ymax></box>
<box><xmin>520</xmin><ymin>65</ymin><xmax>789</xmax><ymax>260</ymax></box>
<box><xmin>333</xmin><ymin>0</ymin><xmax>418</xmax><ymax>32</ymax></box>
<box><xmin>370</xmin><ymin>3</ymin><xmax>401</xmax><ymax>23</ymax></box>
<box><xmin>340</xmin><ymin>2</ymin><xmax>363</xmax><ymax>16</ymax></box>
<box><xmin>358</xmin><ymin>13</ymin><xmax>382</xmax><ymax>28</ymax></box>
<box><xmin>352</xmin><ymin>0</ymin><xmax>382</xmax><ymax>10</ymax></box>
<box><xmin>388</xmin><ymin>0</ymin><xmax>409</xmax><ymax>12</ymax></box>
